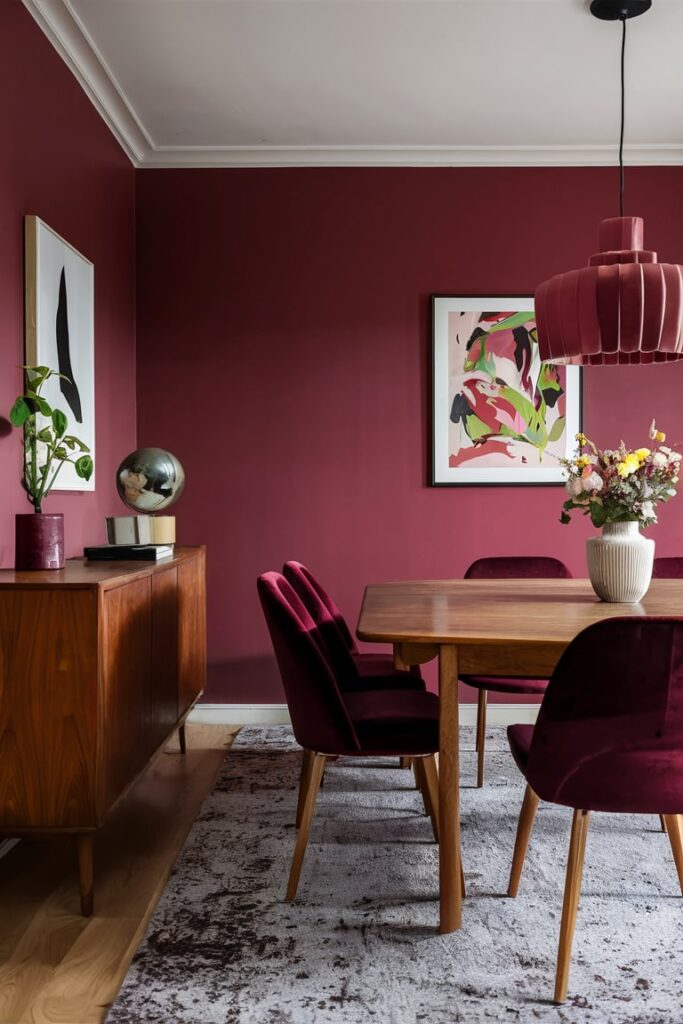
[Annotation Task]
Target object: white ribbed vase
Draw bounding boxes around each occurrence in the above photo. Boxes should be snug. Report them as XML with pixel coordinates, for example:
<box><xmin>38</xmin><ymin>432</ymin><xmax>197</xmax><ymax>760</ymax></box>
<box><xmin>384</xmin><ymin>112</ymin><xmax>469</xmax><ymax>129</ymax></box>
<box><xmin>586</xmin><ymin>521</ymin><xmax>654</xmax><ymax>603</ymax></box>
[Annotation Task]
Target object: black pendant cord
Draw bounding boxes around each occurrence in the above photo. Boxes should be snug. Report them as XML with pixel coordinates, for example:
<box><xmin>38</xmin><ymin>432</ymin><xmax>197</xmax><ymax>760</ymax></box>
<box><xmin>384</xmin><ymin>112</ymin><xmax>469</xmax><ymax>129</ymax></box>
<box><xmin>619</xmin><ymin>14</ymin><xmax>626</xmax><ymax>217</ymax></box>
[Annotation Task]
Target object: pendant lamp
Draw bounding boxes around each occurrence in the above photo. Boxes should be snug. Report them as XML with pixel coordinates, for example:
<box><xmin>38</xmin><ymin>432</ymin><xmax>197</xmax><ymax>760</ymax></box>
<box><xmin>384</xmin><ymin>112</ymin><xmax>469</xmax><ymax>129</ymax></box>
<box><xmin>535</xmin><ymin>0</ymin><xmax>683</xmax><ymax>366</ymax></box>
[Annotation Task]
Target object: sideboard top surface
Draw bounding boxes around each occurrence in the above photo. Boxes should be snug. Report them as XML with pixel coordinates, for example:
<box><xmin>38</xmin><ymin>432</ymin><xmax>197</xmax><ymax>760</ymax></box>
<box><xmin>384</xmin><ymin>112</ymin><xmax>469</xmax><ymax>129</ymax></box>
<box><xmin>0</xmin><ymin>545</ymin><xmax>205</xmax><ymax>590</ymax></box>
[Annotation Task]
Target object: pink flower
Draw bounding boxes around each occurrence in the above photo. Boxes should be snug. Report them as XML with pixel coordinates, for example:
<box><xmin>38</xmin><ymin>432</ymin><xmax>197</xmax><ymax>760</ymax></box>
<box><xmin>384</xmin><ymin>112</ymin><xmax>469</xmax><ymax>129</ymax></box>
<box><xmin>582</xmin><ymin>472</ymin><xmax>603</xmax><ymax>492</ymax></box>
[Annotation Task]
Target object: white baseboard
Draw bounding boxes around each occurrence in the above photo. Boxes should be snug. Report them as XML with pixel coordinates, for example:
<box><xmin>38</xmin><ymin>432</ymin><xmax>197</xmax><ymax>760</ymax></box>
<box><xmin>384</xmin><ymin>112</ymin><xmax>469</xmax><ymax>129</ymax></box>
<box><xmin>462</xmin><ymin>702</ymin><xmax>539</xmax><ymax>726</ymax></box>
<box><xmin>190</xmin><ymin>702</ymin><xmax>539</xmax><ymax>727</ymax></box>
<box><xmin>191</xmin><ymin>704</ymin><xmax>293</xmax><ymax>725</ymax></box>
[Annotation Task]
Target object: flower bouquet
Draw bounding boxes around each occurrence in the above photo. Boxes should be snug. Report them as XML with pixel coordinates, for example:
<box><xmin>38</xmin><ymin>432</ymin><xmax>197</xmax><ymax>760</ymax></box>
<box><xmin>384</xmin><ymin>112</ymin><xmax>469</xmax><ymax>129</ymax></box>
<box><xmin>560</xmin><ymin>423</ymin><xmax>679</xmax><ymax>602</ymax></box>
<box><xmin>561</xmin><ymin>422</ymin><xmax>679</xmax><ymax>529</ymax></box>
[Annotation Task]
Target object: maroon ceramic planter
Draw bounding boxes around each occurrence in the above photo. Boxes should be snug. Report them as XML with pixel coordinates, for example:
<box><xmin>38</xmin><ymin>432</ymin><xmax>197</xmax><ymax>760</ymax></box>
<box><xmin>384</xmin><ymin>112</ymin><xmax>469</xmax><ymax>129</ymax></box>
<box><xmin>15</xmin><ymin>513</ymin><xmax>65</xmax><ymax>570</ymax></box>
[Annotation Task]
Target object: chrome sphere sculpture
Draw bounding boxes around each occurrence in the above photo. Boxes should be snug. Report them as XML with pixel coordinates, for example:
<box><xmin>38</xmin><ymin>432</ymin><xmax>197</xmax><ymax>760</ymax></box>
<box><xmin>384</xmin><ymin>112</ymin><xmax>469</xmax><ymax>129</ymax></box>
<box><xmin>116</xmin><ymin>447</ymin><xmax>185</xmax><ymax>513</ymax></box>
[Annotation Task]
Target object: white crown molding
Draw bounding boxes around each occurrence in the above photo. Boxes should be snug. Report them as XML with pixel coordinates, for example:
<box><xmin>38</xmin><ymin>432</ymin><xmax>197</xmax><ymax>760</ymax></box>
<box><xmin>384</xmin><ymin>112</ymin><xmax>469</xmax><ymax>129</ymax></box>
<box><xmin>21</xmin><ymin>0</ymin><xmax>683</xmax><ymax>170</ymax></box>
<box><xmin>142</xmin><ymin>143</ymin><xmax>683</xmax><ymax>169</ymax></box>
<box><xmin>189</xmin><ymin>702</ymin><xmax>540</xmax><ymax>727</ymax></box>
<box><xmin>21</xmin><ymin>0</ymin><xmax>150</xmax><ymax>165</ymax></box>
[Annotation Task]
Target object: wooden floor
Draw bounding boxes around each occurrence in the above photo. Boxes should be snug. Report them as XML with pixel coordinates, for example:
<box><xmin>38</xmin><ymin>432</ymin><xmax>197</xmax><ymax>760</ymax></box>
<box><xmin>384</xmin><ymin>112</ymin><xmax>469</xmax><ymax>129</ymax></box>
<box><xmin>0</xmin><ymin>723</ymin><xmax>239</xmax><ymax>1024</ymax></box>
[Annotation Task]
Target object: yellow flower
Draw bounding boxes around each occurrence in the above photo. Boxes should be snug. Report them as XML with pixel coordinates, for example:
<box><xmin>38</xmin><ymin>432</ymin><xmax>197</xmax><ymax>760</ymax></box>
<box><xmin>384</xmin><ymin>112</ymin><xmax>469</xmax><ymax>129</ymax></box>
<box><xmin>575</xmin><ymin>432</ymin><xmax>588</xmax><ymax>446</ymax></box>
<box><xmin>576</xmin><ymin>455</ymin><xmax>591</xmax><ymax>468</ymax></box>
<box><xmin>649</xmin><ymin>419</ymin><xmax>666</xmax><ymax>443</ymax></box>
<box><xmin>635</xmin><ymin>448</ymin><xmax>650</xmax><ymax>461</ymax></box>
<box><xmin>617</xmin><ymin>453</ymin><xmax>640</xmax><ymax>478</ymax></box>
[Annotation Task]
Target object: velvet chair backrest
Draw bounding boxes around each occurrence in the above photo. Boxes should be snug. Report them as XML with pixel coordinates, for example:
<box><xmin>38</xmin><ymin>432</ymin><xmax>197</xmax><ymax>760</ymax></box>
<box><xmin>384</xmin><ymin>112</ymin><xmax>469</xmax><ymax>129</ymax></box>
<box><xmin>465</xmin><ymin>556</ymin><xmax>572</xmax><ymax>580</ymax></box>
<box><xmin>526</xmin><ymin>616</ymin><xmax>683</xmax><ymax>812</ymax></box>
<box><xmin>652</xmin><ymin>557</ymin><xmax>683</xmax><ymax>579</ymax></box>
<box><xmin>283</xmin><ymin>560</ymin><xmax>359</xmax><ymax>657</ymax></box>
<box><xmin>257</xmin><ymin>572</ymin><xmax>360</xmax><ymax>754</ymax></box>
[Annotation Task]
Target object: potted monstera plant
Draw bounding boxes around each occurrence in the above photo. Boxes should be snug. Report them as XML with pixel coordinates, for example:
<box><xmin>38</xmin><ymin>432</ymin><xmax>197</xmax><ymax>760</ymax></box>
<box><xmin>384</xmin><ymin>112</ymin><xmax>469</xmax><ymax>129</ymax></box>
<box><xmin>9</xmin><ymin>365</ymin><xmax>93</xmax><ymax>570</ymax></box>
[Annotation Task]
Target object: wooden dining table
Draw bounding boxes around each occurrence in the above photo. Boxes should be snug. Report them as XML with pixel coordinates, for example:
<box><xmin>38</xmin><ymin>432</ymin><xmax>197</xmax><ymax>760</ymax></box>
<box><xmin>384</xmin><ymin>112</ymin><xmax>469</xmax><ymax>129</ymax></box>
<box><xmin>356</xmin><ymin>576</ymin><xmax>683</xmax><ymax>935</ymax></box>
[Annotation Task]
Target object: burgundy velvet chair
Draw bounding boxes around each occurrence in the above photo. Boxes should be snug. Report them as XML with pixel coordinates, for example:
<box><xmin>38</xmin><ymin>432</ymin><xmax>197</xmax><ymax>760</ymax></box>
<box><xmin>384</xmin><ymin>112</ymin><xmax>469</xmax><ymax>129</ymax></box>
<box><xmin>257</xmin><ymin>571</ymin><xmax>447</xmax><ymax>902</ymax></box>
<box><xmin>505</xmin><ymin>616</ymin><xmax>683</xmax><ymax>1004</ymax></box>
<box><xmin>653</xmin><ymin>556</ymin><xmax>683</xmax><ymax>579</ymax></box>
<box><xmin>462</xmin><ymin>556</ymin><xmax>572</xmax><ymax>787</ymax></box>
<box><xmin>282</xmin><ymin>561</ymin><xmax>423</xmax><ymax>692</ymax></box>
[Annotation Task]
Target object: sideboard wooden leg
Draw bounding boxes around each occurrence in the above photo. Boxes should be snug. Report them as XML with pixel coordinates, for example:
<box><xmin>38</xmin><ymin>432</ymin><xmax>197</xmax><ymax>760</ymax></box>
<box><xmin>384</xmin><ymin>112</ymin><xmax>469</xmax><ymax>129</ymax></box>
<box><xmin>77</xmin><ymin>834</ymin><xmax>94</xmax><ymax>917</ymax></box>
<box><xmin>178</xmin><ymin>721</ymin><xmax>187</xmax><ymax>754</ymax></box>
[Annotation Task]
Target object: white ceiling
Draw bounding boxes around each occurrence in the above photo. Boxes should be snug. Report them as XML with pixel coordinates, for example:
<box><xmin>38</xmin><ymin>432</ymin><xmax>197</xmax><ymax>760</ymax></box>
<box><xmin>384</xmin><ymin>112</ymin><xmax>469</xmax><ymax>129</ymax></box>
<box><xmin>23</xmin><ymin>0</ymin><xmax>683</xmax><ymax>167</ymax></box>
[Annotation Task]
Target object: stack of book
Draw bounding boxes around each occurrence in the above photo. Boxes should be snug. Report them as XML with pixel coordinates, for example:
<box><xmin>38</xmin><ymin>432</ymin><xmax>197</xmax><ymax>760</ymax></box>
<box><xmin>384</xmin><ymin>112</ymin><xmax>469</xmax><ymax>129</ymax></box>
<box><xmin>84</xmin><ymin>516</ymin><xmax>175</xmax><ymax>561</ymax></box>
<box><xmin>105</xmin><ymin>513</ymin><xmax>176</xmax><ymax>545</ymax></box>
<box><xmin>84</xmin><ymin>544</ymin><xmax>174</xmax><ymax>561</ymax></box>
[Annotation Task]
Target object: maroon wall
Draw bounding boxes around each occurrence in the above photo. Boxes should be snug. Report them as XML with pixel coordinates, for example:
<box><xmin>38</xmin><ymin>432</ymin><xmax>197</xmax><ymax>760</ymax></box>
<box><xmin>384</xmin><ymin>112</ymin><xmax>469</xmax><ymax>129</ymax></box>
<box><xmin>135</xmin><ymin>167</ymin><xmax>683</xmax><ymax>703</ymax></box>
<box><xmin>0</xmin><ymin>0</ymin><xmax>136</xmax><ymax>567</ymax></box>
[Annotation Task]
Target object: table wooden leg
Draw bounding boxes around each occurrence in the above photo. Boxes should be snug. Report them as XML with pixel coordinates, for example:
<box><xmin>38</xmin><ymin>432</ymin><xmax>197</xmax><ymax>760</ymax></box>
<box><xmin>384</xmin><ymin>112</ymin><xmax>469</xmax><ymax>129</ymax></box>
<box><xmin>438</xmin><ymin>644</ymin><xmax>462</xmax><ymax>933</ymax></box>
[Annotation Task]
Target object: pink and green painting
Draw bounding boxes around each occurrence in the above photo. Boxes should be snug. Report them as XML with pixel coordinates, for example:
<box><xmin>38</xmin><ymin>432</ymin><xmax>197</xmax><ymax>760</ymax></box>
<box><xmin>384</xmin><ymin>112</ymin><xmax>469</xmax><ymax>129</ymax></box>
<box><xmin>432</xmin><ymin>298</ymin><xmax>581</xmax><ymax>485</ymax></box>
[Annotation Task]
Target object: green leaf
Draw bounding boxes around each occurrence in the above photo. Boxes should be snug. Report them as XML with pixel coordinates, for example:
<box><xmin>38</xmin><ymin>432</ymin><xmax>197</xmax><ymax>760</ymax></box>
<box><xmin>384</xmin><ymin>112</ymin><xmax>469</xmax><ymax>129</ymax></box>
<box><xmin>30</xmin><ymin>395</ymin><xmax>52</xmax><ymax>417</ymax></box>
<box><xmin>75</xmin><ymin>455</ymin><xmax>94</xmax><ymax>481</ymax></box>
<box><xmin>560</xmin><ymin>511</ymin><xmax>571</xmax><ymax>524</ymax></box>
<box><xmin>9</xmin><ymin>397</ymin><xmax>31</xmax><ymax>426</ymax></box>
<box><xmin>23</xmin><ymin>364</ymin><xmax>50</xmax><ymax>383</ymax></box>
<box><xmin>53</xmin><ymin>446</ymin><xmax>68</xmax><ymax>460</ymax></box>
<box><xmin>548</xmin><ymin>416</ymin><xmax>566</xmax><ymax>444</ymax></box>
<box><xmin>588</xmin><ymin>500</ymin><xmax>608</xmax><ymax>528</ymax></box>
<box><xmin>62</xmin><ymin>436</ymin><xmax>76</xmax><ymax>450</ymax></box>
<box><xmin>64</xmin><ymin>435</ymin><xmax>90</xmax><ymax>452</ymax></box>
<box><xmin>52</xmin><ymin>408</ymin><xmax>67</xmax><ymax>437</ymax></box>
<box><xmin>36</xmin><ymin>427</ymin><xmax>52</xmax><ymax>442</ymax></box>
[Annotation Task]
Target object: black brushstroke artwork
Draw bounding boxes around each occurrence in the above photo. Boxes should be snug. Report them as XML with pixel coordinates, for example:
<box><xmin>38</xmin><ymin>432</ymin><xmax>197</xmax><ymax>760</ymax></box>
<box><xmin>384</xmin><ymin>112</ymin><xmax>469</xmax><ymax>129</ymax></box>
<box><xmin>56</xmin><ymin>267</ymin><xmax>82</xmax><ymax>423</ymax></box>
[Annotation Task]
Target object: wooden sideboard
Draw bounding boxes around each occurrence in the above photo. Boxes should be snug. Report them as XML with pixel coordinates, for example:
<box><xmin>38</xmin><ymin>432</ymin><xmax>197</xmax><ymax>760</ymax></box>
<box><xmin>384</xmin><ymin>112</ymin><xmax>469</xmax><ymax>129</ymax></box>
<box><xmin>0</xmin><ymin>545</ymin><xmax>206</xmax><ymax>915</ymax></box>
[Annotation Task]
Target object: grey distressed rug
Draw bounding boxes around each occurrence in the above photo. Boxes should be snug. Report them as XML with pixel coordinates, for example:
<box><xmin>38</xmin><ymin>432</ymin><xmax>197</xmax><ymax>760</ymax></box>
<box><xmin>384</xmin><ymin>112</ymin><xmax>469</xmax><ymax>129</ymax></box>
<box><xmin>107</xmin><ymin>726</ymin><xmax>683</xmax><ymax>1024</ymax></box>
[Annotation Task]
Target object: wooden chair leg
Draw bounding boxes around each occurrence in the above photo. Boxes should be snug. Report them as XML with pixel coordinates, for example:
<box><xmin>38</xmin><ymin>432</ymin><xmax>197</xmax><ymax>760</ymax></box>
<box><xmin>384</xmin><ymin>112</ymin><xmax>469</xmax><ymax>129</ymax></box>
<box><xmin>660</xmin><ymin>814</ymin><xmax>668</xmax><ymax>833</ymax></box>
<box><xmin>286</xmin><ymin>753</ymin><xmax>326</xmax><ymax>901</ymax></box>
<box><xmin>663</xmin><ymin>814</ymin><xmax>683</xmax><ymax>894</ymax></box>
<box><xmin>554</xmin><ymin>809</ymin><xmax>590</xmax><ymax>1004</ymax></box>
<box><xmin>460</xmin><ymin>856</ymin><xmax>466</xmax><ymax>898</ymax></box>
<box><xmin>400</xmin><ymin>757</ymin><xmax>412</xmax><ymax>769</ymax></box>
<box><xmin>476</xmin><ymin>690</ymin><xmax>487</xmax><ymax>787</ymax></box>
<box><xmin>296</xmin><ymin>749</ymin><xmax>314</xmax><ymax>829</ymax></box>
<box><xmin>421</xmin><ymin>754</ymin><xmax>440</xmax><ymax>843</ymax></box>
<box><xmin>508</xmin><ymin>784</ymin><xmax>540</xmax><ymax>897</ymax></box>
<box><xmin>412</xmin><ymin>757</ymin><xmax>433</xmax><ymax>826</ymax></box>
<box><xmin>319</xmin><ymin>754</ymin><xmax>335</xmax><ymax>790</ymax></box>
<box><xmin>178</xmin><ymin>721</ymin><xmax>187</xmax><ymax>754</ymax></box>
<box><xmin>77</xmin><ymin>833</ymin><xmax>94</xmax><ymax>917</ymax></box>
<box><xmin>413</xmin><ymin>758</ymin><xmax>438</xmax><ymax>841</ymax></box>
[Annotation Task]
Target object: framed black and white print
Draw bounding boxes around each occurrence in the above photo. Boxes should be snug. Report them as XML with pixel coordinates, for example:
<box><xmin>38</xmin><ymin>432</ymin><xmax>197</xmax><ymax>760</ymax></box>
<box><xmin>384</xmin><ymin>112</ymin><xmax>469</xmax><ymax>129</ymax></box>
<box><xmin>25</xmin><ymin>216</ymin><xmax>95</xmax><ymax>491</ymax></box>
<box><xmin>432</xmin><ymin>296</ymin><xmax>582</xmax><ymax>486</ymax></box>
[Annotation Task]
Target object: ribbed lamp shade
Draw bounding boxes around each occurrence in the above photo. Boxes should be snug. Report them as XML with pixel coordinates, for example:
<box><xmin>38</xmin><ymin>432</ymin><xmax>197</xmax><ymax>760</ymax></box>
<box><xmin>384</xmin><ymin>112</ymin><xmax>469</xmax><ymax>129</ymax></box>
<box><xmin>535</xmin><ymin>216</ymin><xmax>683</xmax><ymax>365</ymax></box>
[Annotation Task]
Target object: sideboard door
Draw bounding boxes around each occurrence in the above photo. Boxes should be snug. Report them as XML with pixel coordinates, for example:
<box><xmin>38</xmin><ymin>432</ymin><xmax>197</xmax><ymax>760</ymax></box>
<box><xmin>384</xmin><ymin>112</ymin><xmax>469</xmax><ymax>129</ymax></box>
<box><xmin>0</xmin><ymin>590</ymin><xmax>98</xmax><ymax>829</ymax></box>
<box><xmin>150</xmin><ymin>567</ymin><xmax>180</xmax><ymax>750</ymax></box>
<box><xmin>101</xmin><ymin>577</ymin><xmax>152</xmax><ymax>815</ymax></box>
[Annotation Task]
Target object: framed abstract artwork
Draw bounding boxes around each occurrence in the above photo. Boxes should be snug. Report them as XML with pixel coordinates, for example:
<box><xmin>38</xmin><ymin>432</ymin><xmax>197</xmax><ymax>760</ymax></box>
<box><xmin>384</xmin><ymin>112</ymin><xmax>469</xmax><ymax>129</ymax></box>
<box><xmin>25</xmin><ymin>216</ymin><xmax>95</xmax><ymax>491</ymax></box>
<box><xmin>432</xmin><ymin>296</ymin><xmax>581</xmax><ymax>486</ymax></box>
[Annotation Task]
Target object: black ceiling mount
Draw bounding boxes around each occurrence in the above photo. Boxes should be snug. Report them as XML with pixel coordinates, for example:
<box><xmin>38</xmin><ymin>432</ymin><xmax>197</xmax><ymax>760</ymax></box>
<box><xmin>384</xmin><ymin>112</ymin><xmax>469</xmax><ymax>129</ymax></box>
<box><xmin>590</xmin><ymin>0</ymin><xmax>651</xmax><ymax>20</ymax></box>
